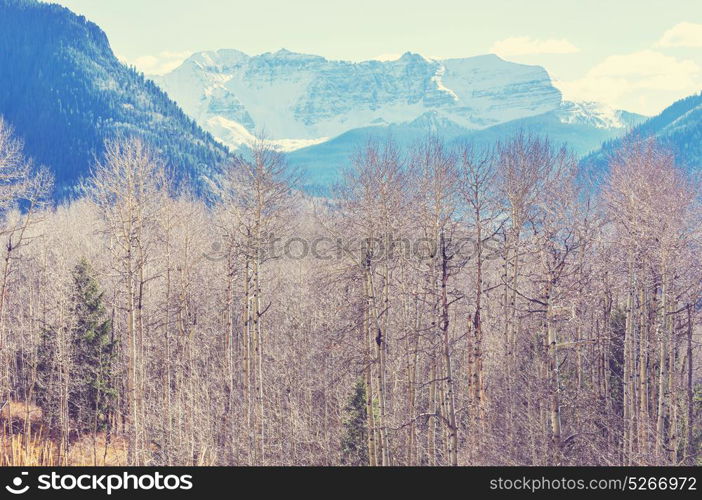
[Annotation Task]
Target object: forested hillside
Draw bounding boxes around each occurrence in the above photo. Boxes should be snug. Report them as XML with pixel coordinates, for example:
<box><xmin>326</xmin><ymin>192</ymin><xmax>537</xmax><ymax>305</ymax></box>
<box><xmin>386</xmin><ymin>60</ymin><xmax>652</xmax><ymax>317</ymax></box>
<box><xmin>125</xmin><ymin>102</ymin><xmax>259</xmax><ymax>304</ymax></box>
<box><xmin>588</xmin><ymin>91</ymin><xmax>702</xmax><ymax>171</ymax></box>
<box><xmin>0</xmin><ymin>0</ymin><xmax>228</xmax><ymax>197</ymax></box>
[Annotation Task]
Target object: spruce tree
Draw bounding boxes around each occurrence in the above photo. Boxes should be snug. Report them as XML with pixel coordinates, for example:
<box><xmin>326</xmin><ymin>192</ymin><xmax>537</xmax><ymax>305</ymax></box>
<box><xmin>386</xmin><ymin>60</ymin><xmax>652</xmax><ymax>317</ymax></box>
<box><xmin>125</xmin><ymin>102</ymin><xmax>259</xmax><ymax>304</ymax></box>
<box><xmin>69</xmin><ymin>258</ymin><xmax>117</xmax><ymax>434</ymax></box>
<box><xmin>340</xmin><ymin>378</ymin><xmax>369</xmax><ymax>465</ymax></box>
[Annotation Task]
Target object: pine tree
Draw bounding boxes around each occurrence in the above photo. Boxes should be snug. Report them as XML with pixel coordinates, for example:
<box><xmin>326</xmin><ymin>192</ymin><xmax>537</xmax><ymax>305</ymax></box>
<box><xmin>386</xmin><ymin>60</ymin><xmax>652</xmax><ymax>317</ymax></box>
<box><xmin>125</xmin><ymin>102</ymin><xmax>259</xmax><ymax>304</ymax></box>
<box><xmin>340</xmin><ymin>378</ymin><xmax>369</xmax><ymax>466</ymax></box>
<box><xmin>69</xmin><ymin>258</ymin><xmax>117</xmax><ymax>434</ymax></box>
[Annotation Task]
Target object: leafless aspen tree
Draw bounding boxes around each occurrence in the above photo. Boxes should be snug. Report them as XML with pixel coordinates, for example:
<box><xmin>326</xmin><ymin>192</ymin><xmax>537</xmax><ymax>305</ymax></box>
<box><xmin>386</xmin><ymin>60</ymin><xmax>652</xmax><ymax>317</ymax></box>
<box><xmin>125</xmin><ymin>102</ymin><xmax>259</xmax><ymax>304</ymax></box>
<box><xmin>87</xmin><ymin>137</ymin><xmax>167</xmax><ymax>465</ymax></box>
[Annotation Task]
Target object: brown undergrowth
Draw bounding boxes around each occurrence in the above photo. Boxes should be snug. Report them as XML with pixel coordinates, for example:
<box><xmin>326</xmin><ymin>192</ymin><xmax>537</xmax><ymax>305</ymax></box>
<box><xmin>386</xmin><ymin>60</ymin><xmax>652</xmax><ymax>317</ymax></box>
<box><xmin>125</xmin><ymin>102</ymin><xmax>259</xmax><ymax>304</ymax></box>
<box><xmin>0</xmin><ymin>401</ymin><xmax>127</xmax><ymax>466</ymax></box>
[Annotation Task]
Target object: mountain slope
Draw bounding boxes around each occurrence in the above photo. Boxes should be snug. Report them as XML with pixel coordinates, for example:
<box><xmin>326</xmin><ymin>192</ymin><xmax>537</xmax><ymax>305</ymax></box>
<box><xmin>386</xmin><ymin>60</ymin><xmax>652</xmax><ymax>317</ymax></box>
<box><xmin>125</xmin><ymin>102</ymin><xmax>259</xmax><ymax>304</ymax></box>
<box><xmin>465</xmin><ymin>101</ymin><xmax>644</xmax><ymax>154</ymax></box>
<box><xmin>154</xmin><ymin>49</ymin><xmax>563</xmax><ymax>149</ymax></box>
<box><xmin>587</xmin><ymin>91</ymin><xmax>702</xmax><ymax>169</ymax></box>
<box><xmin>288</xmin><ymin>101</ymin><xmax>644</xmax><ymax>187</ymax></box>
<box><xmin>0</xmin><ymin>0</ymin><xmax>229</xmax><ymax>196</ymax></box>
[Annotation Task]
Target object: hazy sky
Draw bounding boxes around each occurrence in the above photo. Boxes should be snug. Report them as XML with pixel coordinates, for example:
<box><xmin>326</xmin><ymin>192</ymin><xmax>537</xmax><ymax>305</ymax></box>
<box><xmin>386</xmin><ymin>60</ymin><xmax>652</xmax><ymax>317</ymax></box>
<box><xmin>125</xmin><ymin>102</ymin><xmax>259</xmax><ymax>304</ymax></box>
<box><xmin>51</xmin><ymin>0</ymin><xmax>702</xmax><ymax>115</ymax></box>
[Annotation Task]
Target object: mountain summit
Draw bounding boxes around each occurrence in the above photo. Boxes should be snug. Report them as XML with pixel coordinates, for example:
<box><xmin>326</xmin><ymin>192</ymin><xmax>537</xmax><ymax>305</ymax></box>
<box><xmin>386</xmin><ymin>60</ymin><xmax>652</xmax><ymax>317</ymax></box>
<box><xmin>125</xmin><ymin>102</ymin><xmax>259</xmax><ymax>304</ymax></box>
<box><xmin>154</xmin><ymin>49</ymin><xmax>564</xmax><ymax>150</ymax></box>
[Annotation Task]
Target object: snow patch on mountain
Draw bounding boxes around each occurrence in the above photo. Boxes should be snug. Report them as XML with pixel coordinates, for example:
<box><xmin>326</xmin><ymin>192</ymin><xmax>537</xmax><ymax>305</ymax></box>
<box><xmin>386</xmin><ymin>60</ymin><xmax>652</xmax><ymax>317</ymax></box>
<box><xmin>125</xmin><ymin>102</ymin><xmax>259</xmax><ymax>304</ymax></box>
<box><xmin>557</xmin><ymin>101</ymin><xmax>632</xmax><ymax>129</ymax></box>
<box><xmin>205</xmin><ymin>116</ymin><xmax>328</xmax><ymax>152</ymax></box>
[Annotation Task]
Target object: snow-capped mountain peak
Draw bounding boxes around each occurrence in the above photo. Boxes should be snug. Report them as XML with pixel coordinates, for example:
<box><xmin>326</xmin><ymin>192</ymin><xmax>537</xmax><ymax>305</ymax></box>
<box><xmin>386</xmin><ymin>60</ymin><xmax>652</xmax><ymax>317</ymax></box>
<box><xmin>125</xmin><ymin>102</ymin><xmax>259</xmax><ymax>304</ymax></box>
<box><xmin>153</xmin><ymin>49</ymin><xmax>564</xmax><ymax>150</ymax></box>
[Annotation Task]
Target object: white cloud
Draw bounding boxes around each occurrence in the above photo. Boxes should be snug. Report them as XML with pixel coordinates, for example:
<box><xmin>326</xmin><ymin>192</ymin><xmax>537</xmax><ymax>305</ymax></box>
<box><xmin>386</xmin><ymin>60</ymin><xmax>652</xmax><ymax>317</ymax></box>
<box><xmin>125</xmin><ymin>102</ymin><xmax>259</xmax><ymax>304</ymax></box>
<box><xmin>490</xmin><ymin>36</ymin><xmax>579</xmax><ymax>57</ymax></box>
<box><xmin>129</xmin><ymin>51</ymin><xmax>193</xmax><ymax>75</ymax></box>
<box><xmin>657</xmin><ymin>22</ymin><xmax>702</xmax><ymax>48</ymax></box>
<box><xmin>554</xmin><ymin>50</ymin><xmax>701</xmax><ymax>115</ymax></box>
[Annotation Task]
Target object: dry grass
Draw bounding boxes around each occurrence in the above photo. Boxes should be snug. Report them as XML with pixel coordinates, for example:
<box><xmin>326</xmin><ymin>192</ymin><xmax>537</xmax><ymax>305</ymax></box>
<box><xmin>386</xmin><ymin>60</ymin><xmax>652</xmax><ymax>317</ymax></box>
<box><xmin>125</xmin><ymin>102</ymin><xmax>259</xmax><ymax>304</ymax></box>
<box><xmin>0</xmin><ymin>400</ymin><xmax>43</xmax><ymax>427</ymax></box>
<box><xmin>1</xmin><ymin>427</ymin><xmax>56</xmax><ymax>466</ymax></box>
<box><xmin>0</xmin><ymin>400</ymin><xmax>127</xmax><ymax>466</ymax></box>
<box><xmin>67</xmin><ymin>433</ymin><xmax>128</xmax><ymax>466</ymax></box>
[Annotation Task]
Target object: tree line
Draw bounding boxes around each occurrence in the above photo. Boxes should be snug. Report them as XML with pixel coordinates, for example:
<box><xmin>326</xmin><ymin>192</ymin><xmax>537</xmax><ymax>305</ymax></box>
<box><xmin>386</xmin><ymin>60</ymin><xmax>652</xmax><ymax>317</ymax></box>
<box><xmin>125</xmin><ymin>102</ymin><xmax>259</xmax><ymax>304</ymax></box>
<box><xmin>0</xmin><ymin>117</ymin><xmax>700</xmax><ymax>465</ymax></box>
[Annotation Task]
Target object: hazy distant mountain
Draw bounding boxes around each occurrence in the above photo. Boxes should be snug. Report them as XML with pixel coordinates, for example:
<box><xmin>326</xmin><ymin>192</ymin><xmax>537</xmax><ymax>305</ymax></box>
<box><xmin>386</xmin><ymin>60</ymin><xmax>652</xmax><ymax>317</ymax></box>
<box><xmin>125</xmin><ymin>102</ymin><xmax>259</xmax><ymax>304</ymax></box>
<box><xmin>0</xmin><ymin>0</ymin><xmax>229</xmax><ymax>197</ymax></box>
<box><xmin>287</xmin><ymin>100</ymin><xmax>644</xmax><ymax>186</ymax></box>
